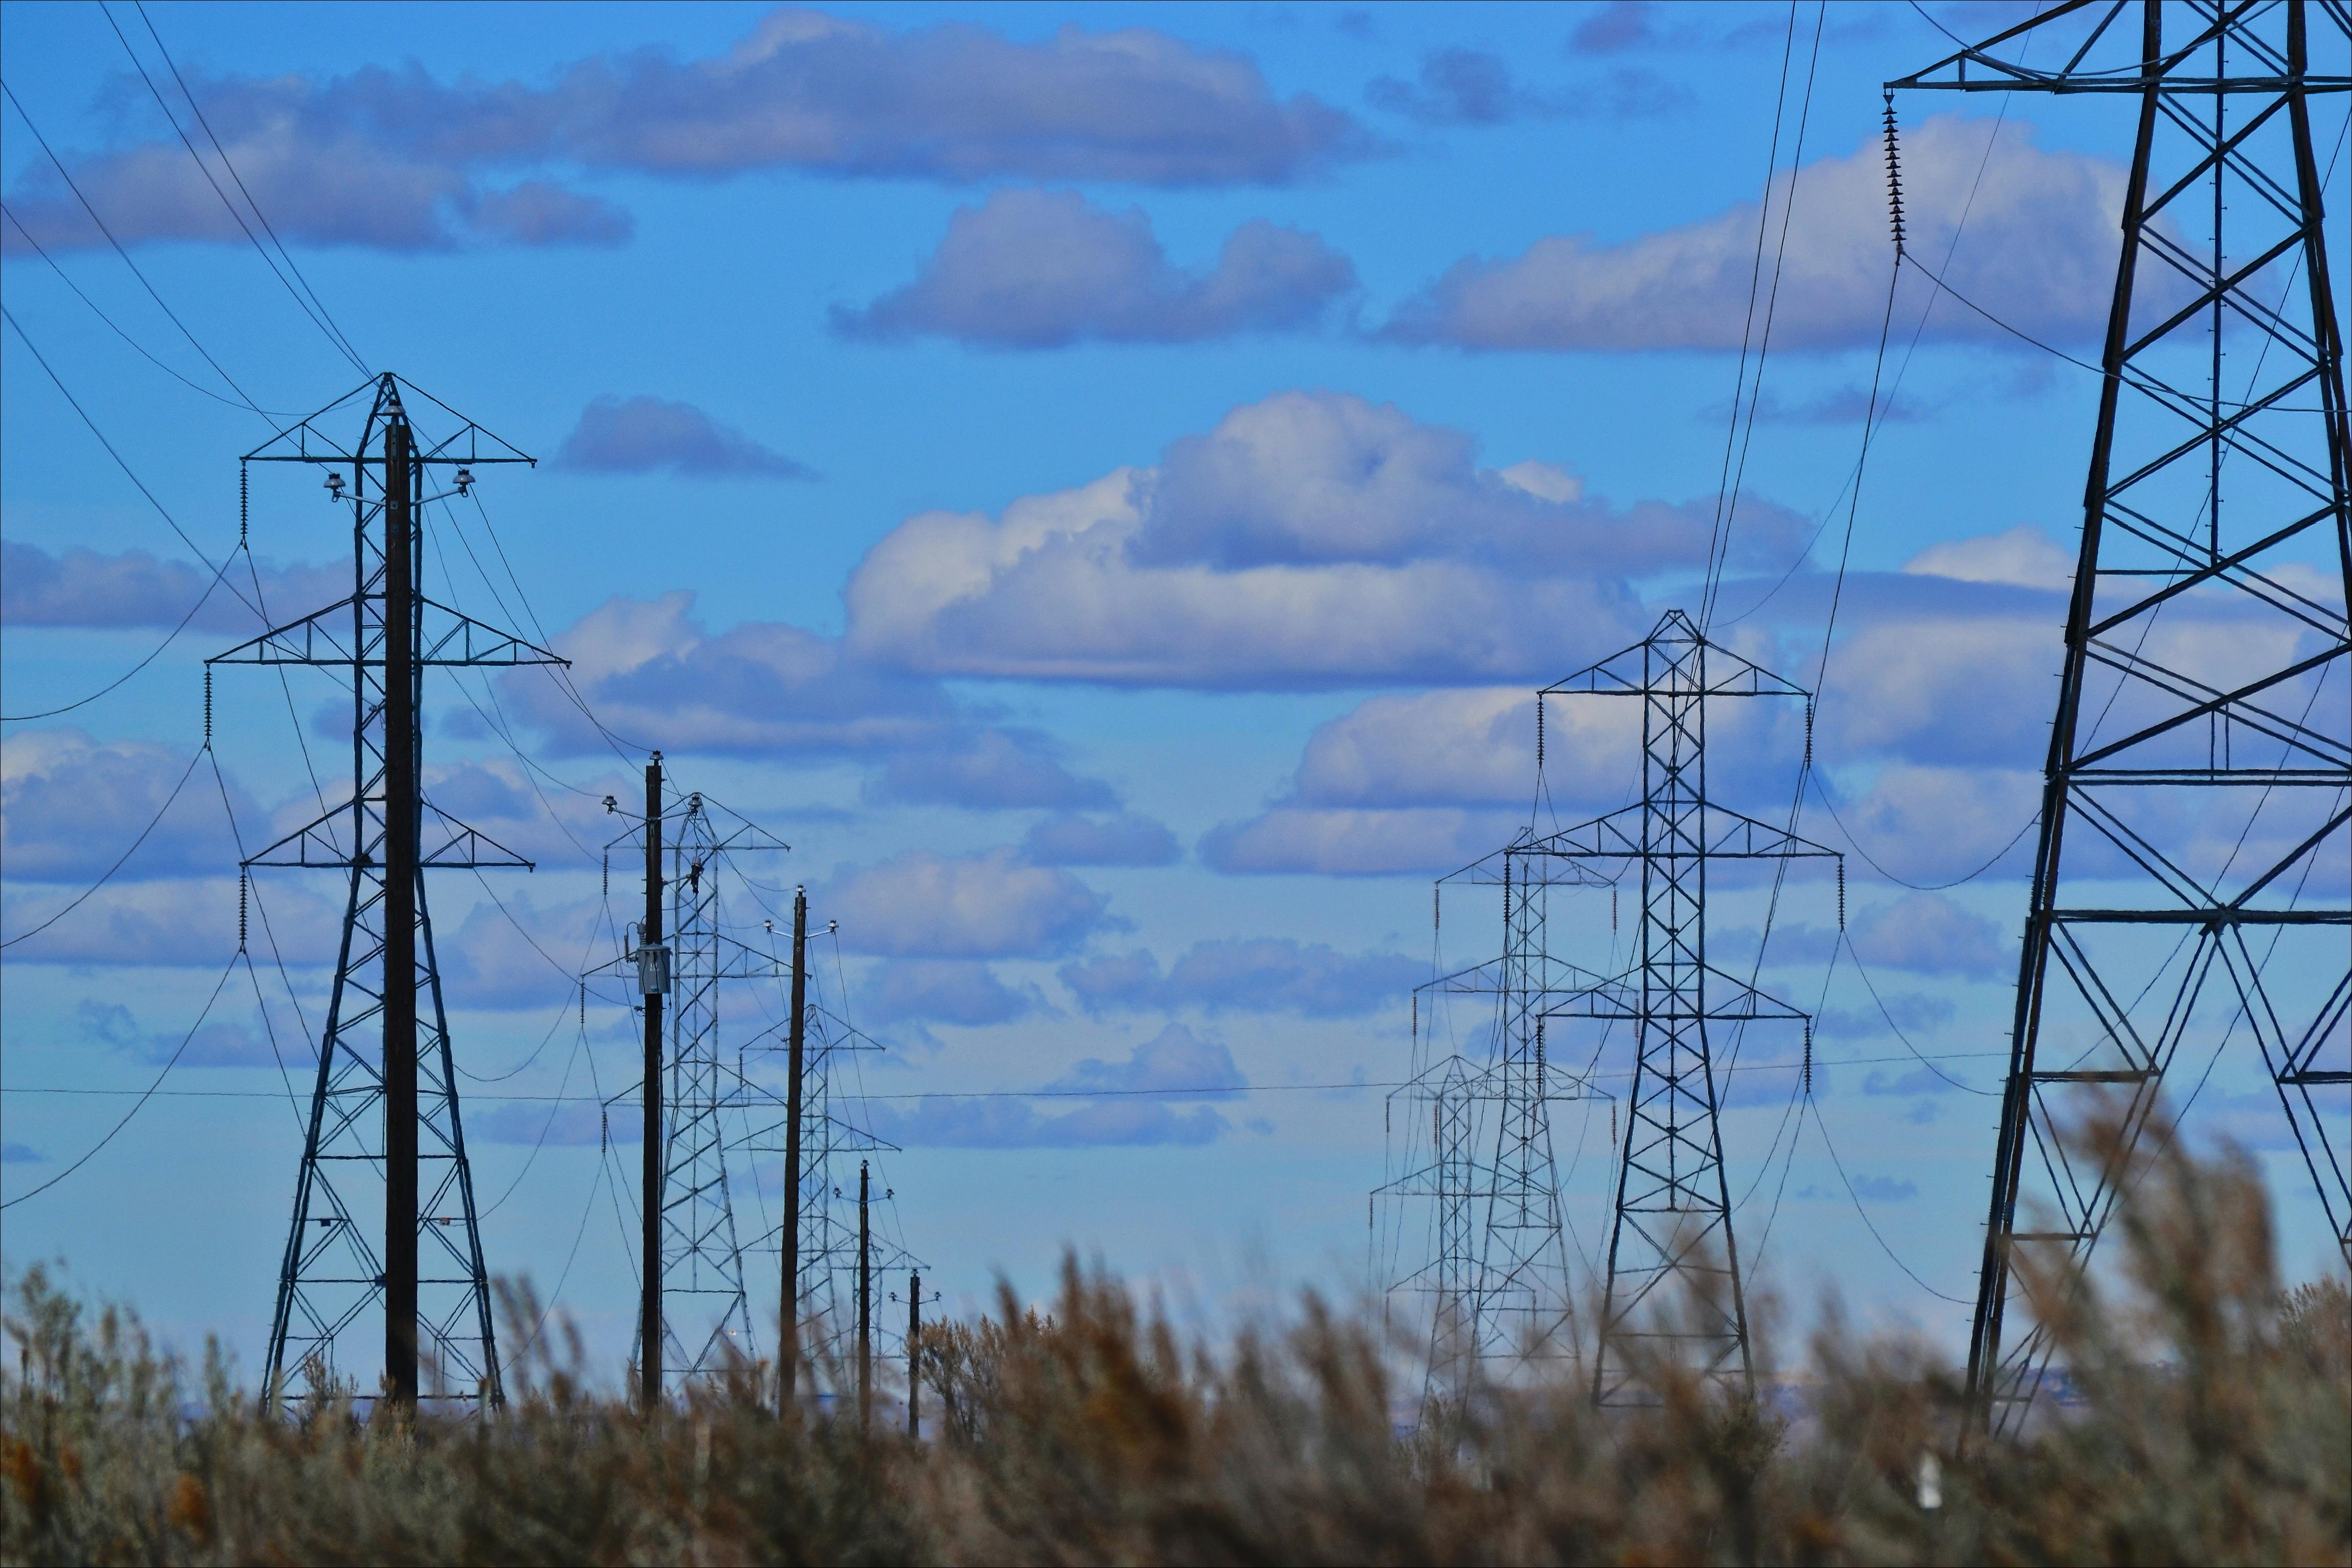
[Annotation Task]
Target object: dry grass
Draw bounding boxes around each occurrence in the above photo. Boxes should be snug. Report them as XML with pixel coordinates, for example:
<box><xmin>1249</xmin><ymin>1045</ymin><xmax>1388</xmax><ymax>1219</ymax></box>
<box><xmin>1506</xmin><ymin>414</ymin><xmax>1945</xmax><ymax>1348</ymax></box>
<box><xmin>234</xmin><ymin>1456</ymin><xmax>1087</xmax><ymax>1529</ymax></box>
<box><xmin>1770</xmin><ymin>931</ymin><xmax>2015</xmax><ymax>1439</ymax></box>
<box><xmin>5</xmin><ymin>1119</ymin><xmax>2346</xmax><ymax>1566</ymax></box>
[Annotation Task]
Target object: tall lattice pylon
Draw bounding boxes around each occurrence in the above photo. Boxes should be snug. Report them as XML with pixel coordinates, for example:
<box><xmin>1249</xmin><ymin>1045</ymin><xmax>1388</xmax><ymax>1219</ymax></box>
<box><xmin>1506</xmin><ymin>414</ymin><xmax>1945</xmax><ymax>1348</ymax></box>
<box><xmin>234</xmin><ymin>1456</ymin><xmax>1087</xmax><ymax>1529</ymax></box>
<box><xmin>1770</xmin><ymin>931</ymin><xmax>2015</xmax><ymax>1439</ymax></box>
<box><xmin>659</xmin><ymin>795</ymin><xmax>756</xmax><ymax>1377</ymax></box>
<box><xmin>1536</xmin><ymin>610</ymin><xmax>1836</xmax><ymax>1406</ymax></box>
<box><xmin>1892</xmin><ymin>1</ymin><xmax>2352</xmax><ymax>1432</ymax></box>
<box><xmin>218</xmin><ymin>374</ymin><xmax>558</xmax><ymax>1408</ymax></box>
<box><xmin>1388</xmin><ymin>772</ymin><xmax>1614</xmax><ymax>1388</ymax></box>
<box><xmin>1466</xmin><ymin>844</ymin><xmax>1597</xmax><ymax>1379</ymax></box>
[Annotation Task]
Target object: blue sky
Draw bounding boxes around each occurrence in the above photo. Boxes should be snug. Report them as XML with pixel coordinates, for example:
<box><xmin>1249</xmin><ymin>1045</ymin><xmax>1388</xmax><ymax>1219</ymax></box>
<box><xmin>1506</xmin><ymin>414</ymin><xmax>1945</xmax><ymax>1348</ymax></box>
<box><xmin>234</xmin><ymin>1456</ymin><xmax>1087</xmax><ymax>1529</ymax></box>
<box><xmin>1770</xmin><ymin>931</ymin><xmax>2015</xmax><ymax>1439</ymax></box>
<box><xmin>3</xmin><ymin>0</ymin><xmax>2345</xmax><ymax>1383</ymax></box>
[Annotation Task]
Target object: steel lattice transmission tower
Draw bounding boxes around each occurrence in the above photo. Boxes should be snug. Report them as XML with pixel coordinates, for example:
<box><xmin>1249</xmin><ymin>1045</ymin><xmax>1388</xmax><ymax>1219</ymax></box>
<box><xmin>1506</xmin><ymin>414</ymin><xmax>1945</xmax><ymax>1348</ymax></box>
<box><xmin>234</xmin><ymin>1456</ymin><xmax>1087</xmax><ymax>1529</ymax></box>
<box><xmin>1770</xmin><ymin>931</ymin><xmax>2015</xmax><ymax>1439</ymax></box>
<box><xmin>1536</xmin><ymin>611</ymin><xmax>1836</xmax><ymax>1406</ymax></box>
<box><xmin>1394</xmin><ymin>837</ymin><xmax>1614</xmax><ymax>1387</ymax></box>
<box><xmin>774</xmin><ymin>993</ymin><xmax>907</xmax><ymax>1374</ymax></box>
<box><xmin>1891</xmin><ymin>0</ymin><xmax>2352</xmax><ymax>1431</ymax></box>
<box><xmin>657</xmin><ymin>793</ymin><xmax>791</xmax><ymax>1379</ymax></box>
<box><xmin>1383</xmin><ymin>687</ymin><xmax>1632</xmax><ymax>1389</ymax></box>
<box><xmin>217</xmin><ymin>374</ymin><xmax>559</xmax><ymax>1408</ymax></box>
<box><xmin>1376</xmin><ymin>1048</ymin><xmax>1485</xmax><ymax>1396</ymax></box>
<box><xmin>603</xmin><ymin>780</ymin><xmax>793</xmax><ymax>1397</ymax></box>
<box><xmin>1464</xmin><ymin>844</ymin><xmax>1599</xmax><ymax>1380</ymax></box>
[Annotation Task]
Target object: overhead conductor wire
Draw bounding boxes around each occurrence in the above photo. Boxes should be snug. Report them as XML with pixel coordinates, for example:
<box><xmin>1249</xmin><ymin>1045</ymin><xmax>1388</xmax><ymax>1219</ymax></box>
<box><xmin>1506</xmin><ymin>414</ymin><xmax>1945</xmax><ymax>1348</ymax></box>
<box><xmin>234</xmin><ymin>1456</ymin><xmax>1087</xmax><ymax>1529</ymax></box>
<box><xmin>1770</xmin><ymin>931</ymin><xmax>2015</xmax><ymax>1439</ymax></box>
<box><xmin>0</xmin><ymin>80</ymin><xmax>270</xmax><ymax>413</ymax></box>
<box><xmin>114</xmin><ymin>0</ymin><xmax>368</xmax><ymax>371</ymax></box>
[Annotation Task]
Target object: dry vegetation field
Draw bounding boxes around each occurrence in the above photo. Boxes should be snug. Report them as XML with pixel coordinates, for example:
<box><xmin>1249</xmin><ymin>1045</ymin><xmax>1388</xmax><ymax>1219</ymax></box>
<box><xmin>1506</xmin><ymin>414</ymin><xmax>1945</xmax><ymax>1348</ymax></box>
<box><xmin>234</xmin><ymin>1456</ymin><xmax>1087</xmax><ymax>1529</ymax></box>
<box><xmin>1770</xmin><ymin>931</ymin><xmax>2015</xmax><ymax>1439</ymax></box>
<box><xmin>6</xmin><ymin>1121</ymin><xmax>2347</xmax><ymax>1566</ymax></box>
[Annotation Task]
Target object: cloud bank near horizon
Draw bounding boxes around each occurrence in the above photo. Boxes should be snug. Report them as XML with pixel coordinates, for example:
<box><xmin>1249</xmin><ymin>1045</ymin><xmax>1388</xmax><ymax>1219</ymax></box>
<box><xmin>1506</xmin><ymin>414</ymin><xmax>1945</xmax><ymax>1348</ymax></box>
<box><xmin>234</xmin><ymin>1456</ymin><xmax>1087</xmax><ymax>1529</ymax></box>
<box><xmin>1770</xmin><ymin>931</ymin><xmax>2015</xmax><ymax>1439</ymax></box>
<box><xmin>2</xmin><ymin>9</ymin><xmax>1371</xmax><ymax>256</ymax></box>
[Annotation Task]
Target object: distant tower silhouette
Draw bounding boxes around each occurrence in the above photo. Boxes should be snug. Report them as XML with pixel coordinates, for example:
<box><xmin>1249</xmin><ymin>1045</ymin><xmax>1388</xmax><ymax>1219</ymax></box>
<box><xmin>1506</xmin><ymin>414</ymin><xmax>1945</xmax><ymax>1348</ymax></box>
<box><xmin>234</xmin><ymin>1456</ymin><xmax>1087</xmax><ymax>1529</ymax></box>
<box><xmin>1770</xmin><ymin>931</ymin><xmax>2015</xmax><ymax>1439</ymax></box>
<box><xmin>1377</xmin><ymin>1049</ymin><xmax>1484</xmax><ymax>1397</ymax></box>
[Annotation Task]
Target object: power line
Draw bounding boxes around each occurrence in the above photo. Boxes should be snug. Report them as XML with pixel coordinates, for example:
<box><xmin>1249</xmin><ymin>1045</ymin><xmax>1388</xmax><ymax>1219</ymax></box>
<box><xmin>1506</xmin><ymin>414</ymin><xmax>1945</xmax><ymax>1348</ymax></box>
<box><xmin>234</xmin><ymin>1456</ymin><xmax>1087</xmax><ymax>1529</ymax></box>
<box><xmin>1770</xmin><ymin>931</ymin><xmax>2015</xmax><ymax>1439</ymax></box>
<box><xmin>1713</xmin><ymin>30</ymin><xmax>2049</xmax><ymax>633</ymax></box>
<box><xmin>480</xmin><ymin>1020</ymin><xmax>590</xmax><ymax>1219</ymax></box>
<box><xmin>1701</xmin><ymin>0</ymin><xmax>1829</xmax><ymax>629</ymax></box>
<box><xmin>232</xmin><ymin>484</ymin><xmax>332</xmax><ymax>815</ymax></box>
<box><xmin>2</xmin><ymin>306</ymin><xmax>260</xmax><ymax>619</ymax></box>
<box><xmin>1</xmin><ymin>1049</ymin><xmax>2018</xmax><ymax>1105</ymax></box>
<box><xmin>1904</xmin><ymin>0</ymin><xmax>1971</xmax><ymax>47</ymax></box>
<box><xmin>0</xmin><ymin>79</ymin><xmax>268</xmax><ymax>414</ymax></box>
<box><xmin>1806</xmin><ymin>1099</ymin><xmax>1972</xmax><ymax>1305</ymax></box>
<box><xmin>1698</xmin><ymin>0</ymin><xmax>1806</xmax><ymax>624</ymax></box>
<box><xmin>467</xmin><ymin>511</ymin><xmax>659</xmax><ymax>762</ymax></box>
<box><xmin>0</xmin><ymin>552</ymin><xmax>234</xmax><ymax>722</ymax></box>
<box><xmin>0</xmin><ymin>202</ymin><xmax>266</xmax><ymax>410</ymax></box>
<box><xmin>0</xmin><ymin>738</ymin><xmax>208</xmax><ymax>949</ymax></box>
<box><xmin>1807</xmin><ymin>774</ymin><xmax>2039</xmax><ymax>892</ymax></box>
<box><xmin>1869</xmin><ymin>102</ymin><xmax>2345</xmax><ymax>399</ymax></box>
<box><xmin>505</xmin><ymin>1154</ymin><xmax>609</xmax><ymax>1363</ymax></box>
<box><xmin>0</xmin><ymin>952</ymin><xmax>239</xmax><ymax>1209</ymax></box>
<box><xmin>126</xmin><ymin>0</ymin><xmax>370</xmax><ymax>372</ymax></box>
<box><xmin>93</xmin><ymin>2</ymin><xmax>366</xmax><ymax>375</ymax></box>
<box><xmin>1839</xmin><ymin>934</ymin><xmax>1998</xmax><ymax>1097</ymax></box>
<box><xmin>205</xmin><ymin>753</ymin><xmax>308</xmax><ymax>1133</ymax></box>
<box><xmin>233</xmin><ymin>949</ymin><xmax>308</xmax><ymax>1139</ymax></box>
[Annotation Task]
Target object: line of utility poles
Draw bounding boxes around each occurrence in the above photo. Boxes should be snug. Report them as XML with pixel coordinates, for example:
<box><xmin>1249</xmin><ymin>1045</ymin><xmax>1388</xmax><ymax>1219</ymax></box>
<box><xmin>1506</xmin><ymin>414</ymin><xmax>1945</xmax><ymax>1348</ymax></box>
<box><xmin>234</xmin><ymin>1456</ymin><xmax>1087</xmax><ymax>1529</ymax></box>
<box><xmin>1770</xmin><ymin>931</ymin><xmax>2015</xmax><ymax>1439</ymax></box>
<box><xmin>622</xmin><ymin>821</ymin><xmax>910</xmax><ymax>1424</ymax></box>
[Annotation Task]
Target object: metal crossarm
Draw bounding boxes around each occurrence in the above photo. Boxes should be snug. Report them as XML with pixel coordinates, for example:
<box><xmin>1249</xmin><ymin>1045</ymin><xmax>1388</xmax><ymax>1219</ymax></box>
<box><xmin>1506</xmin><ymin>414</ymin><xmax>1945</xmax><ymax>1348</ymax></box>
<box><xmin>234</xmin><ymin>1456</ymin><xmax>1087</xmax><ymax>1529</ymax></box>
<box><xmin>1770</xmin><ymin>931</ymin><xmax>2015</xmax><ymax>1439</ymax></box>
<box><xmin>211</xmin><ymin>596</ymin><xmax>564</xmax><ymax>670</ymax></box>
<box><xmin>1545</xmin><ymin>965</ymin><xmax>1812</xmax><ymax>1025</ymax></box>
<box><xmin>1544</xmin><ymin>609</ymin><xmax>1812</xmax><ymax>700</ymax></box>
<box><xmin>242</xmin><ymin>800</ymin><xmax>535</xmax><ymax>872</ymax></box>
<box><xmin>1530</xmin><ymin>800</ymin><xmax>1840</xmax><ymax>863</ymax></box>
<box><xmin>243</xmin><ymin>373</ymin><xmax>536</xmax><ymax>469</ymax></box>
<box><xmin>1890</xmin><ymin>0</ymin><xmax>2352</xmax><ymax>93</ymax></box>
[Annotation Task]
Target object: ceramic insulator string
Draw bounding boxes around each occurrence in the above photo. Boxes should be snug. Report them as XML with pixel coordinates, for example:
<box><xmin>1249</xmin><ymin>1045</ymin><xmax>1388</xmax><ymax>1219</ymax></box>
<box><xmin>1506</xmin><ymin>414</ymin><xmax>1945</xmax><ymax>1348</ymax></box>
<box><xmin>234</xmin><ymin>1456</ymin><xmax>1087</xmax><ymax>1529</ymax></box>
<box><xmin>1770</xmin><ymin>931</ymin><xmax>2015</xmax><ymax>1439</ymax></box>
<box><xmin>1883</xmin><ymin>91</ymin><xmax>1907</xmax><ymax>257</ymax></box>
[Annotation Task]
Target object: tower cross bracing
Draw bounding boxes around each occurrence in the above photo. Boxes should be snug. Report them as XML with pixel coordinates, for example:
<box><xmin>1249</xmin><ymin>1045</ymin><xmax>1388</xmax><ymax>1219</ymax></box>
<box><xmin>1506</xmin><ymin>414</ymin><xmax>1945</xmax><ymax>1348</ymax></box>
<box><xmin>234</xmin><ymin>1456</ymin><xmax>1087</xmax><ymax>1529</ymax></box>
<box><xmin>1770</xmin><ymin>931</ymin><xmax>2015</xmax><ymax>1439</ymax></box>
<box><xmin>1891</xmin><ymin>0</ymin><xmax>2351</xmax><ymax>1433</ymax></box>
<box><xmin>1536</xmin><ymin>610</ymin><xmax>1837</xmax><ymax>1406</ymax></box>
<box><xmin>217</xmin><ymin>373</ymin><xmax>558</xmax><ymax>1408</ymax></box>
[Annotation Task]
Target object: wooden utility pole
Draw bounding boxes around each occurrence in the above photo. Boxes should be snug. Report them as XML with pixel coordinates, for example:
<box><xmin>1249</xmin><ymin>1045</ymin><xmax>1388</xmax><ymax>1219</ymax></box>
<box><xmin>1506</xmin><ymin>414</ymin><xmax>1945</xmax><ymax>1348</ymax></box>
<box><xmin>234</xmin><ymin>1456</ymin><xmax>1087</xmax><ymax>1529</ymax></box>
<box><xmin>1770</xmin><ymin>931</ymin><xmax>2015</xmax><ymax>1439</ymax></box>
<box><xmin>778</xmin><ymin>885</ymin><xmax>808</xmax><ymax>1415</ymax></box>
<box><xmin>640</xmin><ymin>753</ymin><xmax>665</xmax><ymax>1411</ymax></box>
<box><xmin>382</xmin><ymin>406</ymin><xmax>419</xmax><ymax>1408</ymax></box>
<box><xmin>907</xmin><ymin>1270</ymin><xmax>921</xmax><ymax>1439</ymax></box>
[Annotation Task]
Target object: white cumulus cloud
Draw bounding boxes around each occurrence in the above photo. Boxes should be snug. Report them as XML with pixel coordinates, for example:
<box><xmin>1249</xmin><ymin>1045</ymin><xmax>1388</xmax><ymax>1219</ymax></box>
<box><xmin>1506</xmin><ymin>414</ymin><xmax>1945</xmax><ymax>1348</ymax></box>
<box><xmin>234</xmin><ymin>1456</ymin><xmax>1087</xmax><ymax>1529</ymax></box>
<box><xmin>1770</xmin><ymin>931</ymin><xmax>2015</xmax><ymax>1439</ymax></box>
<box><xmin>834</xmin><ymin>189</ymin><xmax>1355</xmax><ymax>346</ymax></box>
<box><xmin>1384</xmin><ymin>115</ymin><xmax>2135</xmax><ymax>351</ymax></box>
<box><xmin>844</xmin><ymin>390</ymin><xmax>1802</xmax><ymax>689</ymax></box>
<box><xmin>813</xmin><ymin>847</ymin><xmax>1111</xmax><ymax>958</ymax></box>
